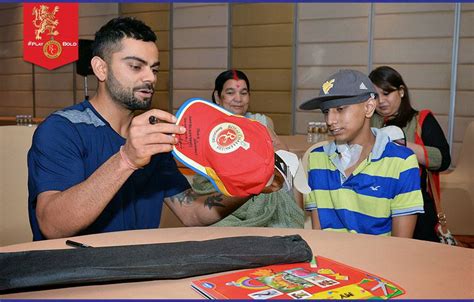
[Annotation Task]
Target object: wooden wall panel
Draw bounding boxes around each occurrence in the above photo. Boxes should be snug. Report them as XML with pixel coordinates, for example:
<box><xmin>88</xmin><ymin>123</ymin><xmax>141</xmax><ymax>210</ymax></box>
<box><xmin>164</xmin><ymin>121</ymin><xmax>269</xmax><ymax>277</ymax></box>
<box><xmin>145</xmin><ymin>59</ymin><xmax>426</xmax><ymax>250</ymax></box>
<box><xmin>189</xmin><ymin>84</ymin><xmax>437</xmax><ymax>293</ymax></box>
<box><xmin>0</xmin><ymin>57</ymin><xmax>31</xmax><ymax>75</ymax></box>
<box><xmin>233</xmin><ymin>47</ymin><xmax>292</xmax><ymax>69</ymax></box>
<box><xmin>232</xmin><ymin>3</ymin><xmax>294</xmax><ymax>135</ymax></box>
<box><xmin>171</xmin><ymin>4</ymin><xmax>228</xmax><ymax>112</ymax></box>
<box><xmin>295</xmin><ymin>3</ymin><xmax>370</xmax><ymax>135</ymax></box>
<box><xmin>173</xmin><ymin>5</ymin><xmax>227</xmax><ymax>28</ymax></box>
<box><xmin>173</xmin><ymin>48</ymin><xmax>227</xmax><ymax>69</ymax></box>
<box><xmin>173</xmin><ymin>27</ymin><xmax>227</xmax><ymax>48</ymax></box>
<box><xmin>121</xmin><ymin>3</ymin><xmax>169</xmax><ymax>111</ymax></box>
<box><xmin>0</xmin><ymin>3</ymin><xmax>470</xmax><ymax>165</ymax></box>
<box><xmin>298</xmin><ymin>3</ymin><xmax>370</xmax><ymax>19</ymax></box>
<box><xmin>372</xmin><ymin>3</ymin><xmax>473</xmax><ymax>165</ymax></box>
<box><xmin>0</xmin><ymin>4</ymin><xmax>32</xmax><ymax>117</ymax></box>
<box><xmin>299</xmin><ymin>18</ymin><xmax>368</xmax><ymax>43</ymax></box>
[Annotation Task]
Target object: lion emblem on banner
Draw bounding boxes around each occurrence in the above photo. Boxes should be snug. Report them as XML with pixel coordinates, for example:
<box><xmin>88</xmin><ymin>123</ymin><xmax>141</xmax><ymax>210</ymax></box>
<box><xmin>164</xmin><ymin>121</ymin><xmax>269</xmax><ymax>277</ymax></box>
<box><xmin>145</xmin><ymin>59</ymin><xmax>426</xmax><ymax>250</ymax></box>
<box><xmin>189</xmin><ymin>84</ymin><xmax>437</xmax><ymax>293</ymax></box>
<box><xmin>32</xmin><ymin>5</ymin><xmax>59</xmax><ymax>40</ymax></box>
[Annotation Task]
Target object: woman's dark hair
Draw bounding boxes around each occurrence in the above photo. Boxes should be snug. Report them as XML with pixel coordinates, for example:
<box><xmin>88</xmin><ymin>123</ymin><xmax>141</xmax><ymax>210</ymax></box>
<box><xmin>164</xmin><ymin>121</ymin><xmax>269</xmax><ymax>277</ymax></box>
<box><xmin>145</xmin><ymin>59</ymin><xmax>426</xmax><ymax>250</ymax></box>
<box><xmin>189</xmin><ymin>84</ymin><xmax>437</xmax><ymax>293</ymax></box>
<box><xmin>92</xmin><ymin>17</ymin><xmax>157</xmax><ymax>62</ymax></box>
<box><xmin>212</xmin><ymin>69</ymin><xmax>250</xmax><ymax>103</ymax></box>
<box><xmin>369</xmin><ymin>66</ymin><xmax>418</xmax><ymax>128</ymax></box>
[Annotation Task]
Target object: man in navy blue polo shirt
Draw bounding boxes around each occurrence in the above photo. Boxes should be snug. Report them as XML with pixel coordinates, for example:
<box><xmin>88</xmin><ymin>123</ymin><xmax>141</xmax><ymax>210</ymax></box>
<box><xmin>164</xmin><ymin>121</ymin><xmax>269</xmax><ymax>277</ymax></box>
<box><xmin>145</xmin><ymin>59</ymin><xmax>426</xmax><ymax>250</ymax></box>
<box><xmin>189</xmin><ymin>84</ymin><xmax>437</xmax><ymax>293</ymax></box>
<box><xmin>27</xmin><ymin>17</ymin><xmax>279</xmax><ymax>241</ymax></box>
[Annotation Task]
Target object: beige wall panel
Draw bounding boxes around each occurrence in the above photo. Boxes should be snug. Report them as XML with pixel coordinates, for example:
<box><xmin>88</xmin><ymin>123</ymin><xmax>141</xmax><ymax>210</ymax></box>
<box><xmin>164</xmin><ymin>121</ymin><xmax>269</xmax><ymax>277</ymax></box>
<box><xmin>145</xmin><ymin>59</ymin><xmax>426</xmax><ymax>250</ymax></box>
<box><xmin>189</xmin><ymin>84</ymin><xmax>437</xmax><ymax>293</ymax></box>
<box><xmin>233</xmin><ymin>47</ymin><xmax>292</xmax><ymax>69</ymax></box>
<box><xmin>295</xmin><ymin>111</ymin><xmax>326</xmax><ymax>134</ymax></box>
<box><xmin>299</xmin><ymin>18</ymin><xmax>368</xmax><ymax>43</ymax></box>
<box><xmin>249</xmin><ymin>92</ymin><xmax>291</xmax><ymax>114</ymax></box>
<box><xmin>174</xmin><ymin>5</ymin><xmax>227</xmax><ymax>28</ymax></box>
<box><xmin>458</xmin><ymin>38</ymin><xmax>474</xmax><ymax>63</ymax></box>
<box><xmin>0</xmin><ymin>75</ymin><xmax>32</xmax><ymax>90</ymax></box>
<box><xmin>0</xmin><ymin>58</ymin><xmax>31</xmax><ymax>74</ymax></box>
<box><xmin>462</xmin><ymin>3</ymin><xmax>474</xmax><ymax>10</ymax></box>
<box><xmin>456</xmin><ymin>118</ymin><xmax>474</xmax><ymax>142</ymax></box>
<box><xmin>173</xmin><ymin>69</ymin><xmax>221</xmax><ymax>90</ymax></box>
<box><xmin>35</xmin><ymin>73</ymin><xmax>73</xmax><ymax>91</ymax></box>
<box><xmin>296</xmin><ymin>66</ymin><xmax>367</xmax><ymax>90</ymax></box>
<box><xmin>296</xmin><ymin>89</ymin><xmax>318</xmax><ymax>107</ymax></box>
<box><xmin>375</xmin><ymin>3</ymin><xmax>453</xmax><ymax>14</ymax></box>
<box><xmin>35</xmin><ymin>91</ymin><xmax>74</xmax><ymax>108</ymax></box>
<box><xmin>0</xmin><ymin>24</ymin><xmax>21</xmax><ymax>42</ymax></box>
<box><xmin>456</xmin><ymin>91</ymin><xmax>474</xmax><ymax>117</ymax></box>
<box><xmin>372</xmin><ymin>64</ymin><xmax>451</xmax><ymax>89</ymax></box>
<box><xmin>457</xmin><ymin>64</ymin><xmax>473</xmax><ymax>91</ymax></box>
<box><xmin>2</xmin><ymin>91</ymin><xmax>33</xmax><ymax>107</ymax></box>
<box><xmin>409</xmin><ymin>89</ymin><xmax>450</xmax><ymax>115</ymax></box>
<box><xmin>174</xmin><ymin>27</ymin><xmax>227</xmax><ymax>48</ymax></box>
<box><xmin>0</xmin><ymin>6</ymin><xmax>21</xmax><ymax>26</ymax></box>
<box><xmin>232</xmin><ymin>4</ymin><xmax>293</xmax><ymax>25</ymax></box>
<box><xmin>460</xmin><ymin>11</ymin><xmax>474</xmax><ymax>37</ymax></box>
<box><xmin>298</xmin><ymin>43</ymin><xmax>368</xmax><ymax>66</ymax></box>
<box><xmin>437</xmin><ymin>116</ymin><xmax>474</xmax><ymax>142</ymax></box>
<box><xmin>374</xmin><ymin>13</ymin><xmax>453</xmax><ymax>39</ymax></box>
<box><xmin>451</xmin><ymin>142</ymin><xmax>462</xmax><ymax>166</ymax></box>
<box><xmin>122</xmin><ymin>11</ymin><xmax>169</xmax><ymax>31</ymax></box>
<box><xmin>157</xmin><ymin>31</ymin><xmax>169</xmax><ymax>52</ymax></box>
<box><xmin>298</xmin><ymin>3</ymin><xmax>369</xmax><ymax>19</ymax></box>
<box><xmin>174</xmin><ymin>3</ymin><xmax>218</xmax><ymax>8</ymax></box>
<box><xmin>121</xmin><ymin>3</ymin><xmax>169</xmax><ymax>13</ymax></box>
<box><xmin>374</xmin><ymin>39</ymin><xmax>452</xmax><ymax>63</ymax></box>
<box><xmin>173</xmin><ymin>48</ymin><xmax>227</xmax><ymax>69</ymax></box>
<box><xmin>0</xmin><ymin>107</ymin><xmax>33</xmax><ymax>116</ymax></box>
<box><xmin>233</xmin><ymin>24</ymin><xmax>292</xmax><ymax>47</ymax></box>
<box><xmin>157</xmin><ymin>71</ymin><xmax>169</xmax><ymax>91</ymax></box>
<box><xmin>0</xmin><ymin>41</ymin><xmax>22</xmax><ymax>58</ymax></box>
<box><xmin>79</xmin><ymin>15</ymin><xmax>119</xmax><ymax>36</ymax></box>
<box><xmin>244</xmin><ymin>69</ymin><xmax>291</xmax><ymax>91</ymax></box>
<box><xmin>173</xmin><ymin>90</ymin><xmax>211</xmax><ymax>109</ymax></box>
<box><xmin>80</xmin><ymin>3</ymin><xmax>118</xmax><ymax>16</ymax></box>
<box><xmin>267</xmin><ymin>113</ymin><xmax>291</xmax><ymax>135</ymax></box>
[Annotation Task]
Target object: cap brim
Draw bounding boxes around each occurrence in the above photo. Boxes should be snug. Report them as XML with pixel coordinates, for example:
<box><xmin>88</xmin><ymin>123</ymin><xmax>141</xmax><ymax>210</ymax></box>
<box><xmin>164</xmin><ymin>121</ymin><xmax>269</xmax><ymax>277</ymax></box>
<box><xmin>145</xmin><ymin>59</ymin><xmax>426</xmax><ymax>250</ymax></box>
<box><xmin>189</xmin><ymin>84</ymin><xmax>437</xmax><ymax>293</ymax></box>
<box><xmin>299</xmin><ymin>93</ymin><xmax>374</xmax><ymax>111</ymax></box>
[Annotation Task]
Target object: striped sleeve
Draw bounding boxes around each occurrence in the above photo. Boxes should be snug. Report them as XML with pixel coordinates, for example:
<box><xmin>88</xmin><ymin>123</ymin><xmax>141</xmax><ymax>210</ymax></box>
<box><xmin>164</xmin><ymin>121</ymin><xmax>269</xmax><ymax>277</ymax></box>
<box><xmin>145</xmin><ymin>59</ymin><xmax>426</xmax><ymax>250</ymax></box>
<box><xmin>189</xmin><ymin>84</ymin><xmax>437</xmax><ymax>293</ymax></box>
<box><xmin>391</xmin><ymin>153</ymin><xmax>424</xmax><ymax>217</ymax></box>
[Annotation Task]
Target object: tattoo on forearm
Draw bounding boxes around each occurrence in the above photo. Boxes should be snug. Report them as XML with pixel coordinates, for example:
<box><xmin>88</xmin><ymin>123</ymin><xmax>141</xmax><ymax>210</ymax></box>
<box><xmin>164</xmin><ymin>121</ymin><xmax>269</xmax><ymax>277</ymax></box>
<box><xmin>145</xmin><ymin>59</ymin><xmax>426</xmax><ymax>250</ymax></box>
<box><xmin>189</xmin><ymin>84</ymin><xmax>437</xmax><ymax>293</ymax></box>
<box><xmin>204</xmin><ymin>194</ymin><xmax>225</xmax><ymax>209</ymax></box>
<box><xmin>172</xmin><ymin>189</ymin><xmax>200</xmax><ymax>206</ymax></box>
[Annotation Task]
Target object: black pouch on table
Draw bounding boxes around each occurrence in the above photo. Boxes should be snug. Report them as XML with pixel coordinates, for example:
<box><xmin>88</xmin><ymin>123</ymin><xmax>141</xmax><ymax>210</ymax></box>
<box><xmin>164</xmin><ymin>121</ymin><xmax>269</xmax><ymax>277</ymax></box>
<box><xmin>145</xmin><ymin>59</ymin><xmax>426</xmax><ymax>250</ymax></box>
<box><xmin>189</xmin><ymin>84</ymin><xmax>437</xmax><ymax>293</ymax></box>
<box><xmin>0</xmin><ymin>234</ymin><xmax>312</xmax><ymax>293</ymax></box>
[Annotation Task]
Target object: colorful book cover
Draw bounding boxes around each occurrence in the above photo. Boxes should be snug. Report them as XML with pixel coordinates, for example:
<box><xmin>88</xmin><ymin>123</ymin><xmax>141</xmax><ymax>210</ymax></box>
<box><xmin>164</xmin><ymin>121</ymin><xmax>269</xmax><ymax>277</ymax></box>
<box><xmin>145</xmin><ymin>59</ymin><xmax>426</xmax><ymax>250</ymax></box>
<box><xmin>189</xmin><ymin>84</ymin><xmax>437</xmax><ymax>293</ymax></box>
<box><xmin>191</xmin><ymin>256</ymin><xmax>405</xmax><ymax>300</ymax></box>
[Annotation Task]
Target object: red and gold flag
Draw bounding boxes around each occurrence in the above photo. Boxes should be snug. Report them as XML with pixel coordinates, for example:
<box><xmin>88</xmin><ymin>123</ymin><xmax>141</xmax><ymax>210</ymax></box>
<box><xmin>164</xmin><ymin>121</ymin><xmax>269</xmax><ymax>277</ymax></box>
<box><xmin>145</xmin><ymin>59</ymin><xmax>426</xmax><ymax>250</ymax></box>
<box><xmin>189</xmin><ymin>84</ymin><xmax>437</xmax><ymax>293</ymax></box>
<box><xmin>23</xmin><ymin>3</ymin><xmax>78</xmax><ymax>70</ymax></box>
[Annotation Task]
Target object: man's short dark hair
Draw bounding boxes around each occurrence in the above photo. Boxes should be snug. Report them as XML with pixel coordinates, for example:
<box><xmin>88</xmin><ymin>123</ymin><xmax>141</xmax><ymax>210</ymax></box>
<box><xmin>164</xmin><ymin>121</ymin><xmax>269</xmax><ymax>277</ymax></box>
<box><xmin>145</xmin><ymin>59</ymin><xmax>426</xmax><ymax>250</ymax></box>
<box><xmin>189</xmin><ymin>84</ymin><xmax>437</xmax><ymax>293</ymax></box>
<box><xmin>92</xmin><ymin>17</ymin><xmax>157</xmax><ymax>61</ymax></box>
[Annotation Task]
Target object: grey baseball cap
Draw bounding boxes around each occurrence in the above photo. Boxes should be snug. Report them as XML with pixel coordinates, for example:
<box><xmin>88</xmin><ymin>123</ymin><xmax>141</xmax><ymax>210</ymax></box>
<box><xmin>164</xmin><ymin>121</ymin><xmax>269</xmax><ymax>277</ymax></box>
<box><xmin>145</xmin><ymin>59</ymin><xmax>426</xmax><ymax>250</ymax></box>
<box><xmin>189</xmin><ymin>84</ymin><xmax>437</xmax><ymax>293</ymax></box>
<box><xmin>299</xmin><ymin>69</ymin><xmax>378</xmax><ymax>111</ymax></box>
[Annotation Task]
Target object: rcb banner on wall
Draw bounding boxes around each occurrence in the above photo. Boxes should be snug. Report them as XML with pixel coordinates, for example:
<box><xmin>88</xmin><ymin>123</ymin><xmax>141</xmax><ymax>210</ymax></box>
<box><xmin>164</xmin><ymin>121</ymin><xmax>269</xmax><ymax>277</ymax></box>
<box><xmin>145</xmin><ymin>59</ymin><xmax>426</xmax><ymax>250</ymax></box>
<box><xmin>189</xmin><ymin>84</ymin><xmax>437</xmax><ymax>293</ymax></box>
<box><xmin>23</xmin><ymin>3</ymin><xmax>78</xmax><ymax>70</ymax></box>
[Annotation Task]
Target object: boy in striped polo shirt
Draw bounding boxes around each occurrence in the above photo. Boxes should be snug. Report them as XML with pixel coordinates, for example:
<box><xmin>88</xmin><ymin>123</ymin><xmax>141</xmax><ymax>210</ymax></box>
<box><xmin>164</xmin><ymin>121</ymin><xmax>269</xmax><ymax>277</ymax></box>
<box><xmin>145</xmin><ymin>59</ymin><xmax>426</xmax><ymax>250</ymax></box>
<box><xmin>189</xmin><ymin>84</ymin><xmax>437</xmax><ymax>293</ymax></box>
<box><xmin>299</xmin><ymin>70</ymin><xmax>423</xmax><ymax>237</ymax></box>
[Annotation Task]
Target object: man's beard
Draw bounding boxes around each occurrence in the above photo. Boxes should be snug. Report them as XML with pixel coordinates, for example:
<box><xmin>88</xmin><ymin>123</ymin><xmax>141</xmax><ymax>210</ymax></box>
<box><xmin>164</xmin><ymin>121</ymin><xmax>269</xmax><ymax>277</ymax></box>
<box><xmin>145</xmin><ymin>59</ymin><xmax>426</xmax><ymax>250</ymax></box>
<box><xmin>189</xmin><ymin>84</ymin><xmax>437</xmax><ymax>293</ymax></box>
<box><xmin>106</xmin><ymin>69</ymin><xmax>154</xmax><ymax>110</ymax></box>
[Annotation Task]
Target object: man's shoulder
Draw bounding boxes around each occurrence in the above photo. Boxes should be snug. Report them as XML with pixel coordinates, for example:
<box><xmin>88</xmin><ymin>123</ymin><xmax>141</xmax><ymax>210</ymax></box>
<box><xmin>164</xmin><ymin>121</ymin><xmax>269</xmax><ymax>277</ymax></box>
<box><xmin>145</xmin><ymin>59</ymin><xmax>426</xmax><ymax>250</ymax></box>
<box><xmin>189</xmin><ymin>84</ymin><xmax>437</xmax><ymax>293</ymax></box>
<box><xmin>47</xmin><ymin>101</ymin><xmax>105</xmax><ymax>128</ymax></box>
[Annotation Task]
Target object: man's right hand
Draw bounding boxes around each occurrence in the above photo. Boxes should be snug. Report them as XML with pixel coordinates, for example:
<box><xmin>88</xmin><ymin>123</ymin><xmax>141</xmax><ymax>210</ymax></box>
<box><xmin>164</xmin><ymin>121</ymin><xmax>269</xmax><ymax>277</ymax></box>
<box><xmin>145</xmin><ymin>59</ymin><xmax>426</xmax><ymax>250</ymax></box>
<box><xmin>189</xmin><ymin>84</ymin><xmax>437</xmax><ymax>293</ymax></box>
<box><xmin>122</xmin><ymin>109</ymin><xmax>186</xmax><ymax>168</ymax></box>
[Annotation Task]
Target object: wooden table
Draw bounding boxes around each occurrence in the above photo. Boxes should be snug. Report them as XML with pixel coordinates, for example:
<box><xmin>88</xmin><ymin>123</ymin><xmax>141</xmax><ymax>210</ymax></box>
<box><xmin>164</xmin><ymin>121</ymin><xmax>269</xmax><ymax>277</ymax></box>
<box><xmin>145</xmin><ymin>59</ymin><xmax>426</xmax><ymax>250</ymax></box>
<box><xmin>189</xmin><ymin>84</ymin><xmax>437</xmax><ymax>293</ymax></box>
<box><xmin>1</xmin><ymin>227</ymin><xmax>472</xmax><ymax>299</ymax></box>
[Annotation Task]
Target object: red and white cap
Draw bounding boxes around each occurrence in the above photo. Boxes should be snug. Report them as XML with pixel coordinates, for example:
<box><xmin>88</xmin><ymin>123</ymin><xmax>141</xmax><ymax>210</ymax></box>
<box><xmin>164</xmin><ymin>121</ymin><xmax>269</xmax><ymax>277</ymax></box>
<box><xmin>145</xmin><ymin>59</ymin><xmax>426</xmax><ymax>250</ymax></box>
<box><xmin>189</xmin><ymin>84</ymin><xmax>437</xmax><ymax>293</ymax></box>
<box><xmin>172</xmin><ymin>98</ymin><xmax>275</xmax><ymax>197</ymax></box>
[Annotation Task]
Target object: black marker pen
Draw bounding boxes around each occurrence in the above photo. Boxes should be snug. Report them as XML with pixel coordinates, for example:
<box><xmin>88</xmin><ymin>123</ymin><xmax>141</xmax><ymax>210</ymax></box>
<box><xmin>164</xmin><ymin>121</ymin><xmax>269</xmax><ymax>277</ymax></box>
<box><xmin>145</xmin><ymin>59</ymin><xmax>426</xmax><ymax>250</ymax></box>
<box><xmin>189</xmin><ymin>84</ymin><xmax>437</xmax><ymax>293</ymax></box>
<box><xmin>66</xmin><ymin>240</ymin><xmax>93</xmax><ymax>248</ymax></box>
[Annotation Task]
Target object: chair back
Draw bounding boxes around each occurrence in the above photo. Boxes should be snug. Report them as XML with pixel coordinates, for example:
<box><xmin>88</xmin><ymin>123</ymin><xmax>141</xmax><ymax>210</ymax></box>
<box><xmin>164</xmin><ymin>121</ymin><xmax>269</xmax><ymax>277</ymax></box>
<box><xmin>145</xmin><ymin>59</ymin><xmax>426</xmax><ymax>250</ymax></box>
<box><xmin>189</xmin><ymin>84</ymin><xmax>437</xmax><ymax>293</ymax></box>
<box><xmin>0</xmin><ymin>125</ymin><xmax>36</xmax><ymax>246</ymax></box>
<box><xmin>441</xmin><ymin>121</ymin><xmax>474</xmax><ymax>235</ymax></box>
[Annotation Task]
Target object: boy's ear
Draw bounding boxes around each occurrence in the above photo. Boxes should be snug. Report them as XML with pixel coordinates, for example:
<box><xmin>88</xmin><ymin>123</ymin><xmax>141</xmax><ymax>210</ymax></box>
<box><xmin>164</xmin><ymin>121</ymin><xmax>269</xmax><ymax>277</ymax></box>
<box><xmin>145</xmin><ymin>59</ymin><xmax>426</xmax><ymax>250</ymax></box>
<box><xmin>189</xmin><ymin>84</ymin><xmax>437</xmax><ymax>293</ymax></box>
<box><xmin>91</xmin><ymin>56</ymin><xmax>107</xmax><ymax>82</ymax></box>
<box><xmin>365</xmin><ymin>98</ymin><xmax>377</xmax><ymax>118</ymax></box>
